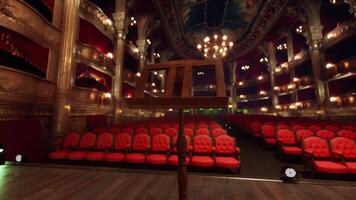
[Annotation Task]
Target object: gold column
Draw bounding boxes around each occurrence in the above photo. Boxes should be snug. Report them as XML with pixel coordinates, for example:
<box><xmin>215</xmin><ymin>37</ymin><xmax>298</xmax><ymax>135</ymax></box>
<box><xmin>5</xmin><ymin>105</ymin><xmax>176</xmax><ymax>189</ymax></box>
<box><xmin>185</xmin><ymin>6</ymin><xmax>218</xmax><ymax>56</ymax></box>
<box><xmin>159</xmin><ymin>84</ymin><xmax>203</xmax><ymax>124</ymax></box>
<box><xmin>267</xmin><ymin>42</ymin><xmax>279</xmax><ymax>114</ymax></box>
<box><xmin>302</xmin><ymin>0</ymin><xmax>327</xmax><ymax>117</ymax></box>
<box><xmin>230</xmin><ymin>62</ymin><xmax>237</xmax><ymax>113</ymax></box>
<box><xmin>136</xmin><ymin>39</ymin><xmax>147</xmax><ymax>72</ymax></box>
<box><xmin>51</xmin><ymin>0</ymin><xmax>80</xmax><ymax>137</ymax></box>
<box><xmin>287</xmin><ymin>31</ymin><xmax>298</xmax><ymax>103</ymax></box>
<box><xmin>112</xmin><ymin>6</ymin><xmax>127</xmax><ymax>125</ymax></box>
<box><xmin>136</xmin><ymin>15</ymin><xmax>150</xmax><ymax>72</ymax></box>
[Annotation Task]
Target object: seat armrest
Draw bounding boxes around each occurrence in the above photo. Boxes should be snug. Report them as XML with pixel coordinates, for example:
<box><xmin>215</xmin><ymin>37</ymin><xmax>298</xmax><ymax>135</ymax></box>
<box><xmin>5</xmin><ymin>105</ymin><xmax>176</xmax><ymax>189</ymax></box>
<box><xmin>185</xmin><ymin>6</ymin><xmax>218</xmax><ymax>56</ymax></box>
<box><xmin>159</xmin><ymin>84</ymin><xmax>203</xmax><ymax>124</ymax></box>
<box><xmin>235</xmin><ymin>147</ymin><xmax>240</xmax><ymax>153</ymax></box>
<box><xmin>304</xmin><ymin>149</ymin><xmax>313</xmax><ymax>156</ymax></box>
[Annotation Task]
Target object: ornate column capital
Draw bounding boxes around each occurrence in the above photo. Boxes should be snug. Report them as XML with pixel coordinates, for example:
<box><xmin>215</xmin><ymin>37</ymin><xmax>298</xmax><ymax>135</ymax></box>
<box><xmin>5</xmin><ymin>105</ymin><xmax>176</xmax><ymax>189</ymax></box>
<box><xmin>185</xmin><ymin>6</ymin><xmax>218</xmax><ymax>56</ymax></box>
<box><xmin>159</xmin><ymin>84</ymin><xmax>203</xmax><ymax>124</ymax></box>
<box><xmin>344</xmin><ymin>0</ymin><xmax>356</xmax><ymax>17</ymax></box>
<box><xmin>113</xmin><ymin>11</ymin><xmax>127</xmax><ymax>40</ymax></box>
<box><xmin>136</xmin><ymin>39</ymin><xmax>147</xmax><ymax>56</ymax></box>
<box><xmin>304</xmin><ymin>25</ymin><xmax>323</xmax><ymax>50</ymax></box>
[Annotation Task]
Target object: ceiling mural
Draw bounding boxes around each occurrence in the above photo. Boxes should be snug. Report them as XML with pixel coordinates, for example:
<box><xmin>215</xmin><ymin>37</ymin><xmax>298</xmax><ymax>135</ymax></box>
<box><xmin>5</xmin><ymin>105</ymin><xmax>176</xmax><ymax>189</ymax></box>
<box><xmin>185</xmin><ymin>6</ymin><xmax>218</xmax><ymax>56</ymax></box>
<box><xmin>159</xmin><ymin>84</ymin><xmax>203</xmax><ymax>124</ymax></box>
<box><xmin>179</xmin><ymin>0</ymin><xmax>264</xmax><ymax>46</ymax></box>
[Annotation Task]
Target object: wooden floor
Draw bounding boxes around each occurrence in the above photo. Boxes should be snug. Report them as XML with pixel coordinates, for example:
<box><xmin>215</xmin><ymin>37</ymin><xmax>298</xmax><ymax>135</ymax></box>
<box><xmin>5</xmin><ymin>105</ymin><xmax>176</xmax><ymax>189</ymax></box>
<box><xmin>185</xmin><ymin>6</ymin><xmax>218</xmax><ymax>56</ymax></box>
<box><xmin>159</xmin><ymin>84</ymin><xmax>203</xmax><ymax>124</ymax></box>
<box><xmin>1</xmin><ymin>164</ymin><xmax>356</xmax><ymax>200</ymax></box>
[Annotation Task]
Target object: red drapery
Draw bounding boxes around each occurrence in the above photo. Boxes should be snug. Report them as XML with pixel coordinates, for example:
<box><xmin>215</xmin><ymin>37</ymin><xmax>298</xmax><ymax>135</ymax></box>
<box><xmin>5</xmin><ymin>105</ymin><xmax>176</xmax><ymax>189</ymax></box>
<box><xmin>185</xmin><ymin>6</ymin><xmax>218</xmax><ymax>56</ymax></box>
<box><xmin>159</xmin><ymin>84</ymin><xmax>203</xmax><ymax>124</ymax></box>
<box><xmin>0</xmin><ymin>26</ymin><xmax>49</xmax><ymax>72</ymax></box>
<box><xmin>79</xmin><ymin>19</ymin><xmax>114</xmax><ymax>54</ymax></box>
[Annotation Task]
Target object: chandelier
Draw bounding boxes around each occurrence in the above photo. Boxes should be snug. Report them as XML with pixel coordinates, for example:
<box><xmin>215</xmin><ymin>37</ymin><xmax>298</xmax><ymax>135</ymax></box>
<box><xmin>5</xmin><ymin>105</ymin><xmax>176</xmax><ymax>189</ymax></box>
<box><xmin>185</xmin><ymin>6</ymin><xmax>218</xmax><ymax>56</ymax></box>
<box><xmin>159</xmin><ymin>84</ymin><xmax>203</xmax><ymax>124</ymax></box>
<box><xmin>196</xmin><ymin>34</ymin><xmax>234</xmax><ymax>59</ymax></box>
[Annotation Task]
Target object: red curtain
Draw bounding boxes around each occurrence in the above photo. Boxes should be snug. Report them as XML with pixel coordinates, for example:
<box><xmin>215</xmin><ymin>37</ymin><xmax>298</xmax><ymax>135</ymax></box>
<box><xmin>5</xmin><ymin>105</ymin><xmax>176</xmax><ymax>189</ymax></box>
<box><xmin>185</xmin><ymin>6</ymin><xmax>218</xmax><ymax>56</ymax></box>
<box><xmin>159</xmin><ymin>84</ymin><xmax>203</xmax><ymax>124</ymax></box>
<box><xmin>79</xmin><ymin>19</ymin><xmax>114</xmax><ymax>54</ymax></box>
<box><xmin>42</xmin><ymin>0</ymin><xmax>55</xmax><ymax>11</ymax></box>
<box><xmin>0</xmin><ymin>26</ymin><xmax>49</xmax><ymax>72</ymax></box>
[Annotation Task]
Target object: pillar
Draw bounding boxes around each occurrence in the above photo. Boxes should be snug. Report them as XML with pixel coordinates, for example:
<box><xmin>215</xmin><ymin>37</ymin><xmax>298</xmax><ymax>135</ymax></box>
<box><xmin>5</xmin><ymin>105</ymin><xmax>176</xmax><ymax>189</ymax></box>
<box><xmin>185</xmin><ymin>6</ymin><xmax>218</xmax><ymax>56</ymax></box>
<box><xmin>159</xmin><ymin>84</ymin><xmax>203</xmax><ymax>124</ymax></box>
<box><xmin>136</xmin><ymin>40</ymin><xmax>147</xmax><ymax>72</ymax></box>
<box><xmin>51</xmin><ymin>0</ymin><xmax>80</xmax><ymax>136</ymax></box>
<box><xmin>112</xmin><ymin>0</ymin><xmax>127</xmax><ymax>125</ymax></box>
<box><xmin>230</xmin><ymin>62</ymin><xmax>237</xmax><ymax>113</ymax></box>
<box><xmin>136</xmin><ymin>15</ymin><xmax>150</xmax><ymax>72</ymax></box>
<box><xmin>267</xmin><ymin>42</ymin><xmax>279</xmax><ymax>114</ymax></box>
<box><xmin>286</xmin><ymin>31</ymin><xmax>298</xmax><ymax>103</ymax></box>
<box><xmin>302</xmin><ymin>0</ymin><xmax>327</xmax><ymax>117</ymax></box>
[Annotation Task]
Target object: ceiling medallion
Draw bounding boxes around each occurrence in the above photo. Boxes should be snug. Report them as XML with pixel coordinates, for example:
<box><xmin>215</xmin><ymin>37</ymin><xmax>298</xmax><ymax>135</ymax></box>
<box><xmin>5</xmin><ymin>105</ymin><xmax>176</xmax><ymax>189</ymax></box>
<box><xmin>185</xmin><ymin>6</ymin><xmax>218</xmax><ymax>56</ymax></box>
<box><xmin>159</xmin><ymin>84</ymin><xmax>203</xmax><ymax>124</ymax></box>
<box><xmin>196</xmin><ymin>34</ymin><xmax>234</xmax><ymax>59</ymax></box>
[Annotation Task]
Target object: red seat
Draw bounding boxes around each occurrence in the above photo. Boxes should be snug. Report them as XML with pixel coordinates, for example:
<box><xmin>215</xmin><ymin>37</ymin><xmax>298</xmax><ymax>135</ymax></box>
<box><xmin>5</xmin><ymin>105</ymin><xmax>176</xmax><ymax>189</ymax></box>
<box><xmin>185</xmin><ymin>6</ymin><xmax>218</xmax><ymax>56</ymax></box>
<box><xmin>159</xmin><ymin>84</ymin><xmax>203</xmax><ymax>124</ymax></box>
<box><xmin>165</xmin><ymin>128</ymin><xmax>178</xmax><ymax>137</ymax></box>
<box><xmin>211</xmin><ymin>128</ymin><xmax>227</xmax><ymax>137</ymax></box>
<box><xmin>209</xmin><ymin>124</ymin><xmax>222</xmax><ymax>130</ymax></box>
<box><xmin>341</xmin><ymin>125</ymin><xmax>356</xmax><ymax>132</ymax></box>
<box><xmin>85</xmin><ymin>133</ymin><xmax>113</xmax><ymax>161</ymax></box>
<box><xmin>251</xmin><ymin>121</ymin><xmax>262</xmax><ymax>137</ymax></box>
<box><xmin>94</xmin><ymin>127</ymin><xmax>106</xmax><ymax>135</ymax></box>
<box><xmin>121</xmin><ymin>127</ymin><xmax>134</xmax><ymax>135</ymax></box>
<box><xmin>197</xmin><ymin>124</ymin><xmax>208</xmax><ymax>129</ymax></box>
<box><xmin>307</xmin><ymin>125</ymin><xmax>322</xmax><ymax>133</ymax></box>
<box><xmin>276</xmin><ymin>129</ymin><xmax>302</xmax><ymax>155</ymax></box>
<box><xmin>159</xmin><ymin>124</ymin><xmax>170</xmax><ymax>130</ymax></box>
<box><xmin>184</xmin><ymin>128</ymin><xmax>194</xmax><ymax>137</ymax></box>
<box><xmin>337</xmin><ymin>130</ymin><xmax>356</xmax><ymax>140</ymax></box>
<box><xmin>185</xmin><ymin>124</ymin><xmax>195</xmax><ymax>130</ymax></box>
<box><xmin>330</xmin><ymin>137</ymin><xmax>356</xmax><ymax>174</ymax></box>
<box><xmin>108</xmin><ymin>127</ymin><xmax>120</xmax><ymax>135</ymax></box>
<box><xmin>48</xmin><ymin>132</ymin><xmax>80</xmax><ymax>160</ymax></box>
<box><xmin>67</xmin><ymin>132</ymin><xmax>96</xmax><ymax>160</ymax></box>
<box><xmin>316</xmin><ymin>130</ymin><xmax>335</xmax><ymax>140</ymax></box>
<box><xmin>195</xmin><ymin>128</ymin><xmax>210</xmax><ymax>136</ymax></box>
<box><xmin>190</xmin><ymin>135</ymin><xmax>214</xmax><ymax>168</ymax></box>
<box><xmin>135</xmin><ymin>127</ymin><xmax>148</xmax><ymax>135</ymax></box>
<box><xmin>324</xmin><ymin>125</ymin><xmax>339</xmax><ymax>133</ymax></box>
<box><xmin>277</xmin><ymin>124</ymin><xmax>289</xmax><ymax>130</ymax></box>
<box><xmin>125</xmin><ymin>134</ymin><xmax>150</xmax><ymax>163</ymax></box>
<box><xmin>296</xmin><ymin>129</ymin><xmax>314</xmax><ymax>142</ymax></box>
<box><xmin>167</xmin><ymin>135</ymin><xmax>191</xmax><ymax>165</ymax></box>
<box><xmin>105</xmin><ymin>133</ymin><xmax>131</xmax><ymax>162</ymax></box>
<box><xmin>303</xmin><ymin>137</ymin><xmax>348</xmax><ymax>174</ymax></box>
<box><xmin>261</xmin><ymin>124</ymin><xmax>277</xmax><ymax>145</ymax></box>
<box><xmin>148</xmin><ymin>123</ymin><xmax>158</xmax><ymax>129</ymax></box>
<box><xmin>214</xmin><ymin>135</ymin><xmax>240</xmax><ymax>171</ymax></box>
<box><xmin>149</xmin><ymin>128</ymin><xmax>163</xmax><ymax>136</ymax></box>
<box><xmin>146</xmin><ymin>134</ymin><xmax>170</xmax><ymax>165</ymax></box>
<box><xmin>291</xmin><ymin>125</ymin><xmax>305</xmax><ymax>132</ymax></box>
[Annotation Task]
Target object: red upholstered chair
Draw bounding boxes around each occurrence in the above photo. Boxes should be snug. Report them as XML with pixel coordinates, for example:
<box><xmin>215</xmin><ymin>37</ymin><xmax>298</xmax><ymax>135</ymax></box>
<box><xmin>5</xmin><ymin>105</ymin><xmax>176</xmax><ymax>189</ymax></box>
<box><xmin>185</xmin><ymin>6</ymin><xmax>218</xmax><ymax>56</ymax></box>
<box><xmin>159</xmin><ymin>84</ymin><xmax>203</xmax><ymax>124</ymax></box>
<box><xmin>149</xmin><ymin>127</ymin><xmax>163</xmax><ymax>136</ymax></box>
<box><xmin>185</xmin><ymin>124</ymin><xmax>195</xmax><ymax>130</ymax></box>
<box><xmin>48</xmin><ymin>132</ymin><xmax>80</xmax><ymax>160</ymax></box>
<box><xmin>108</xmin><ymin>127</ymin><xmax>120</xmax><ymax>135</ymax></box>
<box><xmin>172</xmin><ymin>123</ymin><xmax>179</xmax><ymax>130</ymax></box>
<box><xmin>146</xmin><ymin>134</ymin><xmax>170</xmax><ymax>165</ymax></box>
<box><xmin>276</xmin><ymin>129</ymin><xmax>302</xmax><ymax>155</ymax></box>
<box><xmin>291</xmin><ymin>125</ymin><xmax>305</xmax><ymax>132</ymax></box>
<box><xmin>324</xmin><ymin>125</ymin><xmax>339</xmax><ymax>133</ymax></box>
<box><xmin>251</xmin><ymin>121</ymin><xmax>262</xmax><ymax>138</ymax></box>
<box><xmin>197</xmin><ymin>123</ymin><xmax>209</xmax><ymax>129</ymax></box>
<box><xmin>302</xmin><ymin>137</ymin><xmax>348</xmax><ymax>175</ymax></box>
<box><xmin>337</xmin><ymin>130</ymin><xmax>356</xmax><ymax>140</ymax></box>
<box><xmin>341</xmin><ymin>125</ymin><xmax>356</xmax><ymax>132</ymax></box>
<box><xmin>195</xmin><ymin>128</ymin><xmax>210</xmax><ymax>136</ymax></box>
<box><xmin>211</xmin><ymin>128</ymin><xmax>227</xmax><ymax>137</ymax></box>
<box><xmin>159</xmin><ymin>124</ymin><xmax>170</xmax><ymax>130</ymax></box>
<box><xmin>316</xmin><ymin>130</ymin><xmax>336</xmax><ymax>140</ymax></box>
<box><xmin>277</xmin><ymin>124</ymin><xmax>290</xmax><ymax>130</ymax></box>
<box><xmin>184</xmin><ymin>128</ymin><xmax>194</xmax><ymax>137</ymax></box>
<box><xmin>104</xmin><ymin>133</ymin><xmax>131</xmax><ymax>162</ymax></box>
<box><xmin>261</xmin><ymin>124</ymin><xmax>277</xmax><ymax>145</ymax></box>
<box><xmin>125</xmin><ymin>134</ymin><xmax>150</xmax><ymax>163</ymax></box>
<box><xmin>165</xmin><ymin>128</ymin><xmax>178</xmax><ymax>137</ymax></box>
<box><xmin>67</xmin><ymin>132</ymin><xmax>97</xmax><ymax>160</ymax></box>
<box><xmin>330</xmin><ymin>137</ymin><xmax>356</xmax><ymax>174</ymax></box>
<box><xmin>121</xmin><ymin>127</ymin><xmax>134</xmax><ymax>135</ymax></box>
<box><xmin>85</xmin><ymin>133</ymin><xmax>113</xmax><ymax>161</ymax></box>
<box><xmin>135</xmin><ymin>127</ymin><xmax>148</xmax><ymax>135</ymax></box>
<box><xmin>307</xmin><ymin>125</ymin><xmax>322</xmax><ymax>133</ymax></box>
<box><xmin>148</xmin><ymin>123</ymin><xmax>158</xmax><ymax>129</ymax></box>
<box><xmin>190</xmin><ymin>135</ymin><xmax>214</xmax><ymax>168</ymax></box>
<box><xmin>94</xmin><ymin>127</ymin><xmax>106</xmax><ymax>135</ymax></box>
<box><xmin>135</xmin><ymin>123</ymin><xmax>146</xmax><ymax>129</ymax></box>
<box><xmin>214</xmin><ymin>135</ymin><xmax>241</xmax><ymax>172</ymax></box>
<box><xmin>296</xmin><ymin>129</ymin><xmax>314</xmax><ymax>142</ymax></box>
<box><xmin>209</xmin><ymin>123</ymin><xmax>222</xmax><ymax>130</ymax></box>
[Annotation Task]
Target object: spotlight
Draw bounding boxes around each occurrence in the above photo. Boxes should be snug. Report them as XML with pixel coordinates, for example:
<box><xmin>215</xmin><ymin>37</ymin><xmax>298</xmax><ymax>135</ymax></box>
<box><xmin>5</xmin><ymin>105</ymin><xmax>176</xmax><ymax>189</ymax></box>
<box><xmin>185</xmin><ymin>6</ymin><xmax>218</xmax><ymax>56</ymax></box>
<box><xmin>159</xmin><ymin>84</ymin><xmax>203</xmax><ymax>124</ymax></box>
<box><xmin>15</xmin><ymin>154</ymin><xmax>23</xmax><ymax>163</ymax></box>
<box><xmin>280</xmin><ymin>166</ymin><xmax>299</xmax><ymax>183</ymax></box>
<box><xmin>0</xmin><ymin>144</ymin><xmax>5</xmax><ymax>165</ymax></box>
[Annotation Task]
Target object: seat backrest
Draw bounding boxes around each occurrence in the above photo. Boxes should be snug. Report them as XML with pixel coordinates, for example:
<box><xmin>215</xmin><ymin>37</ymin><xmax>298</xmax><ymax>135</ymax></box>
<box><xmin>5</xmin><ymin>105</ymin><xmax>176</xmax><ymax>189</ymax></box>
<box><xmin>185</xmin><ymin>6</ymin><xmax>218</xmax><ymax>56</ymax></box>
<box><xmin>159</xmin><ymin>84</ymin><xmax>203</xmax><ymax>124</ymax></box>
<box><xmin>121</xmin><ymin>127</ymin><xmax>134</xmax><ymax>135</ymax></box>
<box><xmin>94</xmin><ymin>127</ymin><xmax>106</xmax><ymax>135</ymax></box>
<box><xmin>324</xmin><ymin>125</ymin><xmax>339</xmax><ymax>133</ymax></box>
<box><xmin>148</xmin><ymin>123</ymin><xmax>158</xmax><ymax>129</ymax></box>
<box><xmin>197</xmin><ymin>123</ymin><xmax>208</xmax><ymax>129</ymax></box>
<box><xmin>135</xmin><ymin>127</ymin><xmax>148</xmax><ymax>135</ymax></box>
<box><xmin>195</xmin><ymin>128</ymin><xmax>210</xmax><ymax>136</ymax></box>
<box><xmin>251</xmin><ymin>122</ymin><xmax>262</xmax><ymax>132</ymax></box>
<box><xmin>341</xmin><ymin>125</ymin><xmax>356</xmax><ymax>132</ymax></box>
<box><xmin>184</xmin><ymin>128</ymin><xmax>194</xmax><ymax>137</ymax></box>
<box><xmin>307</xmin><ymin>125</ymin><xmax>322</xmax><ymax>133</ymax></box>
<box><xmin>296</xmin><ymin>129</ymin><xmax>314</xmax><ymax>142</ymax></box>
<box><xmin>330</xmin><ymin>137</ymin><xmax>356</xmax><ymax>159</ymax></box>
<box><xmin>209</xmin><ymin>124</ymin><xmax>222</xmax><ymax>130</ymax></box>
<box><xmin>276</xmin><ymin>129</ymin><xmax>296</xmax><ymax>145</ymax></box>
<box><xmin>277</xmin><ymin>124</ymin><xmax>290</xmax><ymax>130</ymax></box>
<box><xmin>316</xmin><ymin>130</ymin><xmax>335</xmax><ymax>140</ymax></box>
<box><xmin>79</xmin><ymin>132</ymin><xmax>97</xmax><ymax>149</ymax></box>
<box><xmin>159</xmin><ymin>124</ymin><xmax>170</xmax><ymax>130</ymax></box>
<box><xmin>172</xmin><ymin>135</ymin><xmax>191</xmax><ymax>152</ymax></box>
<box><xmin>135</xmin><ymin>123</ymin><xmax>146</xmax><ymax>129</ymax></box>
<box><xmin>215</xmin><ymin>135</ymin><xmax>236</xmax><ymax>154</ymax></box>
<box><xmin>149</xmin><ymin>128</ymin><xmax>163</xmax><ymax>136</ymax></box>
<box><xmin>211</xmin><ymin>128</ymin><xmax>227</xmax><ymax>137</ymax></box>
<box><xmin>96</xmin><ymin>133</ymin><xmax>113</xmax><ymax>150</ymax></box>
<box><xmin>193</xmin><ymin>135</ymin><xmax>213</xmax><ymax>154</ymax></box>
<box><xmin>185</xmin><ymin>124</ymin><xmax>195</xmax><ymax>130</ymax></box>
<box><xmin>261</xmin><ymin>124</ymin><xmax>275</xmax><ymax>137</ymax></box>
<box><xmin>302</xmin><ymin>137</ymin><xmax>331</xmax><ymax>158</ymax></box>
<box><xmin>132</xmin><ymin>133</ymin><xmax>150</xmax><ymax>151</ymax></box>
<box><xmin>63</xmin><ymin>132</ymin><xmax>80</xmax><ymax>148</ymax></box>
<box><xmin>151</xmin><ymin>134</ymin><xmax>170</xmax><ymax>152</ymax></box>
<box><xmin>172</xmin><ymin>123</ymin><xmax>179</xmax><ymax>130</ymax></box>
<box><xmin>337</xmin><ymin>130</ymin><xmax>356</xmax><ymax>140</ymax></box>
<box><xmin>291</xmin><ymin>125</ymin><xmax>305</xmax><ymax>132</ymax></box>
<box><xmin>165</xmin><ymin>128</ymin><xmax>178</xmax><ymax>137</ymax></box>
<box><xmin>114</xmin><ymin>133</ymin><xmax>131</xmax><ymax>150</ymax></box>
<box><xmin>108</xmin><ymin>127</ymin><xmax>120</xmax><ymax>135</ymax></box>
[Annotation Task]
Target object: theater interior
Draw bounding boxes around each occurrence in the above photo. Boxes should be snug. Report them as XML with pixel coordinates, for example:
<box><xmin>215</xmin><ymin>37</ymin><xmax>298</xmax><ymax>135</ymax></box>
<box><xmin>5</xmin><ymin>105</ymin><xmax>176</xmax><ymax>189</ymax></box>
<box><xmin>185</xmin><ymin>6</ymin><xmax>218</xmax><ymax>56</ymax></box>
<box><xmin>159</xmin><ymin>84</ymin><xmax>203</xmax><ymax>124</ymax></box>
<box><xmin>0</xmin><ymin>0</ymin><xmax>356</xmax><ymax>199</ymax></box>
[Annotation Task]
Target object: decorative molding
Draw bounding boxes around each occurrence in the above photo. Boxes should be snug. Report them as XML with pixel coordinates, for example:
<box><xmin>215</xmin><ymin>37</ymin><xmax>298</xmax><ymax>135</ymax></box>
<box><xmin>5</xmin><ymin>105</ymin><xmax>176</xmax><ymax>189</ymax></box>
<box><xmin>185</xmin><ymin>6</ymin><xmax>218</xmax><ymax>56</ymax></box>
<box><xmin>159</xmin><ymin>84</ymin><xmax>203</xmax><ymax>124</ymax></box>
<box><xmin>0</xmin><ymin>0</ymin><xmax>61</xmax><ymax>49</ymax></box>
<box><xmin>79</xmin><ymin>0</ymin><xmax>115</xmax><ymax>41</ymax></box>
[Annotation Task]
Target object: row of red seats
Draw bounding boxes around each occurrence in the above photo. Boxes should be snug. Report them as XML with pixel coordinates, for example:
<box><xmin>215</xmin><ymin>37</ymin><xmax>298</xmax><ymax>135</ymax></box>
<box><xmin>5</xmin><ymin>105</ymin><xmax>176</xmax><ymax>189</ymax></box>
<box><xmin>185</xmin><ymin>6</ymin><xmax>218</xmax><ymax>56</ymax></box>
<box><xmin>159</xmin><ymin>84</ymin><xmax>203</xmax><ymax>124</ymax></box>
<box><xmin>93</xmin><ymin>126</ymin><xmax>228</xmax><ymax>137</ymax></box>
<box><xmin>49</xmin><ymin>132</ymin><xmax>241</xmax><ymax>172</ymax></box>
<box><xmin>302</xmin><ymin>136</ymin><xmax>356</xmax><ymax>175</ymax></box>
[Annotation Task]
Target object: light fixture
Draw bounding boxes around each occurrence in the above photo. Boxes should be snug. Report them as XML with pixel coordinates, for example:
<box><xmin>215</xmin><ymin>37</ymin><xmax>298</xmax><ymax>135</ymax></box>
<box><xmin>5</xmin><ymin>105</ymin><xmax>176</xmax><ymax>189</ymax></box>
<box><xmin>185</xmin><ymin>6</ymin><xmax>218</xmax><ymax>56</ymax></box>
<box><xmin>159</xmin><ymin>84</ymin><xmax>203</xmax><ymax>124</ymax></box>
<box><xmin>197</xmin><ymin>72</ymin><xmax>205</xmax><ymax>76</ymax></box>
<box><xmin>146</xmin><ymin>39</ymin><xmax>151</xmax><ymax>45</ymax></box>
<box><xmin>151</xmin><ymin>82</ymin><xmax>156</xmax><ymax>87</ymax></box>
<box><xmin>277</xmin><ymin>43</ymin><xmax>287</xmax><ymax>51</ymax></box>
<box><xmin>105</xmin><ymin>19</ymin><xmax>112</xmax><ymax>26</ymax></box>
<box><xmin>259</xmin><ymin>57</ymin><xmax>268</xmax><ymax>63</ymax></box>
<box><xmin>130</xmin><ymin>17</ymin><xmax>137</xmax><ymax>26</ymax></box>
<box><xmin>239</xmin><ymin>94</ymin><xmax>246</xmax><ymax>99</ymax></box>
<box><xmin>260</xmin><ymin>107</ymin><xmax>268</xmax><ymax>112</ymax></box>
<box><xmin>153</xmin><ymin>89</ymin><xmax>157</xmax><ymax>93</ymax></box>
<box><xmin>15</xmin><ymin>154</ymin><xmax>23</xmax><ymax>163</ymax></box>
<box><xmin>104</xmin><ymin>93</ymin><xmax>112</xmax><ymax>98</ymax></box>
<box><xmin>228</xmin><ymin>104</ymin><xmax>233</xmax><ymax>108</ymax></box>
<box><xmin>0</xmin><ymin>144</ymin><xmax>5</xmax><ymax>165</ymax></box>
<box><xmin>168</xmin><ymin>108</ymin><xmax>173</xmax><ymax>112</ymax></box>
<box><xmin>325</xmin><ymin>63</ymin><xmax>336</xmax><ymax>69</ymax></box>
<box><xmin>196</xmin><ymin>34</ymin><xmax>234</xmax><ymax>59</ymax></box>
<box><xmin>241</xmin><ymin>65</ymin><xmax>250</xmax><ymax>71</ymax></box>
<box><xmin>161</xmin><ymin>89</ymin><xmax>165</xmax><ymax>93</ymax></box>
<box><xmin>259</xmin><ymin>90</ymin><xmax>267</xmax><ymax>95</ymax></box>
<box><xmin>274</xmin><ymin>86</ymin><xmax>280</xmax><ymax>91</ymax></box>
<box><xmin>106</xmin><ymin>52</ymin><xmax>113</xmax><ymax>59</ymax></box>
<box><xmin>136</xmin><ymin>72</ymin><xmax>141</xmax><ymax>77</ymax></box>
<box><xmin>280</xmin><ymin>165</ymin><xmax>299</xmax><ymax>183</ymax></box>
<box><xmin>257</xmin><ymin>75</ymin><xmax>263</xmax><ymax>80</ymax></box>
<box><xmin>296</xmin><ymin>25</ymin><xmax>303</xmax><ymax>34</ymax></box>
<box><xmin>238</xmin><ymin>81</ymin><xmax>244</xmax><ymax>86</ymax></box>
<box><xmin>275</xmin><ymin>67</ymin><xmax>282</xmax><ymax>73</ymax></box>
<box><xmin>327</xmin><ymin>32</ymin><xmax>336</xmax><ymax>39</ymax></box>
